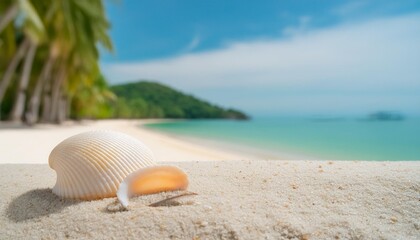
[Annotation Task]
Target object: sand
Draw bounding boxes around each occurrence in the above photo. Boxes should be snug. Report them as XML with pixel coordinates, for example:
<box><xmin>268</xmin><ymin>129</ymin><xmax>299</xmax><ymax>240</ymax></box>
<box><xmin>1</xmin><ymin>120</ymin><xmax>419</xmax><ymax>239</ymax></box>
<box><xmin>0</xmin><ymin>120</ymin><xmax>248</xmax><ymax>164</ymax></box>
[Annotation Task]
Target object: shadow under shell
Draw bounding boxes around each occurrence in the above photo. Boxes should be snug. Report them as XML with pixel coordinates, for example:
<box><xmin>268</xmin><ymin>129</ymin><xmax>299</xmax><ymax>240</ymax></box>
<box><xmin>6</xmin><ymin>188</ymin><xmax>79</xmax><ymax>222</ymax></box>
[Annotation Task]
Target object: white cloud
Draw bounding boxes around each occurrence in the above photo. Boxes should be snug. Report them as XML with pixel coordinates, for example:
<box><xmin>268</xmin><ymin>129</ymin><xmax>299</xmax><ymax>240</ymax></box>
<box><xmin>282</xmin><ymin>15</ymin><xmax>312</xmax><ymax>36</ymax></box>
<box><xmin>331</xmin><ymin>1</ymin><xmax>368</xmax><ymax>17</ymax></box>
<box><xmin>183</xmin><ymin>34</ymin><xmax>201</xmax><ymax>52</ymax></box>
<box><xmin>102</xmin><ymin>14</ymin><xmax>420</xmax><ymax>115</ymax></box>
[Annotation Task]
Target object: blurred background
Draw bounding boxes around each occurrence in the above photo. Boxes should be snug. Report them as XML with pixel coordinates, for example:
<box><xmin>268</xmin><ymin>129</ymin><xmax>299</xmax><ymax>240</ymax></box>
<box><xmin>101</xmin><ymin>0</ymin><xmax>420</xmax><ymax>118</ymax></box>
<box><xmin>1</xmin><ymin>0</ymin><xmax>419</xmax><ymax>160</ymax></box>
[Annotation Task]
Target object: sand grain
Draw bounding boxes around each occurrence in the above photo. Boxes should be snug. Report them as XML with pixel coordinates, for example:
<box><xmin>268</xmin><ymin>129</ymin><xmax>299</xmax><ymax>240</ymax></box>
<box><xmin>1</xmin><ymin>161</ymin><xmax>419</xmax><ymax>239</ymax></box>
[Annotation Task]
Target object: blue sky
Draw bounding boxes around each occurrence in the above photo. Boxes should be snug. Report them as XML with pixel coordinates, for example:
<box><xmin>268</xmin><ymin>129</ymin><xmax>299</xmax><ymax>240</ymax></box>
<box><xmin>101</xmin><ymin>0</ymin><xmax>420</xmax><ymax>116</ymax></box>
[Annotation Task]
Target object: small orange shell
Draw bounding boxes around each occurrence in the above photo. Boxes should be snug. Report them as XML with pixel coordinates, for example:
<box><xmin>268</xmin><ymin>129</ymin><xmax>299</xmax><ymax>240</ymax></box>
<box><xmin>117</xmin><ymin>165</ymin><xmax>189</xmax><ymax>207</ymax></box>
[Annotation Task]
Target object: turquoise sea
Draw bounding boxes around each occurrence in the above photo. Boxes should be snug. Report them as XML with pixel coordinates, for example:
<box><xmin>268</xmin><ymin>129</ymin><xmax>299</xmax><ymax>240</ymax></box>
<box><xmin>145</xmin><ymin>117</ymin><xmax>420</xmax><ymax>160</ymax></box>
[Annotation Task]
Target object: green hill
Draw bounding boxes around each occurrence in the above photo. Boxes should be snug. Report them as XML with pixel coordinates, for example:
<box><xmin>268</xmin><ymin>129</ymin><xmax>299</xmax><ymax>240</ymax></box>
<box><xmin>110</xmin><ymin>81</ymin><xmax>249</xmax><ymax>120</ymax></box>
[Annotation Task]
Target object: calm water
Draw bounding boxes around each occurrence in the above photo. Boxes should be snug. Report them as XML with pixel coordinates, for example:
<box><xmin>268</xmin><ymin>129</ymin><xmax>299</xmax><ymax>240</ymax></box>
<box><xmin>145</xmin><ymin>118</ymin><xmax>420</xmax><ymax>160</ymax></box>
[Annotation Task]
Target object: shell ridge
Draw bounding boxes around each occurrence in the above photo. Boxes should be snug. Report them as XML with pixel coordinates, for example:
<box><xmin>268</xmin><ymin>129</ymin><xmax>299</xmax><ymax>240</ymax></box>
<box><xmin>83</xmin><ymin>133</ymin><xmax>149</xmax><ymax>195</ymax></box>
<box><xmin>112</xmin><ymin>134</ymin><xmax>149</xmax><ymax>168</ymax></box>
<box><xmin>64</xmin><ymin>138</ymin><xmax>105</xmax><ymax>199</ymax></box>
<box><xmin>53</xmin><ymin>153</ymin><xmax>77</xmax><ymax>198</ymax></box>
<box><xmin>121</xmin><ymin>137</ymin><xmax>155</xmax><ymax>169</ymax></box>
<box><xmin>82</xmin><ymin>136</ymin><xmax>130</xmax><ymax>198</ymax></box>
<box><xmin>62</xmin><ymin>150</ymin><xmax>96</xmax><ymax>199</ymax></box>
<box><xmin>107</xmin><ymin>134</ymin><xmax>154</xmax><ymax>174</ymax></box>
<box><xmin>114</xmin><ymin>132</ymin><xmax>156</xmax><ymax>168</ymax></box>
<box><xmin>91</xmin><ymin>136</ymin><xmax>133</xmax><ymax>183</ymax></box>
<box><xmin>71</xmin><ymin>146</ymin><xmax>107</xmax><ymax>199</ymax></box>
<box><xmin>79</xmin><ymin>148</ymin><xmax>112</xmax><ymax>197</ymax></box>
<box><xmin>51</xmin><ymin>149</ymin><xmax>73</xmax><ymax>199</ymax></box>
<box><xmin>85</xmin><ymin>139</ymin><xmax>122</xmax><ymax>194</ymax></box>
<box><xmin>113</xmin><ymin>138</ymin><xmax>150</xmax><ymax>173</ymax></box>
<box><xmin>94</xmin><ymin>136</ymin><xmax>133</xmax><ymax>180</ymax></box>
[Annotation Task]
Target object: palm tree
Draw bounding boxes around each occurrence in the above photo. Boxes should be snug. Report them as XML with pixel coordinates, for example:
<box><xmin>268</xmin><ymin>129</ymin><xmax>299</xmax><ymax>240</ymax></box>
<box><xmin>0</xmin><ymin>0</ymin><xmax>44</xmax><ymax>103</ymax></box>
<box><xmin>25</xmin><ymin>46</ymin><xmax>55</xmax><ymax>125</ymax></box>
<box><xmin>44</xmin><ymin>0</ymin><xmax>113</xmax><ymax>123</ymax></box>
<box><xmin>0</xmin><ymin>0</ymin><xmax>44</xmax><ymax>122</ymax></box>
<box><xmin>0</xmin><ymin>4</ymin><xmax>18</xmax><ymax>33</ymax></box>
<box><xmin>1</xmin><ymin>0</ymin><xmax>113</xmax><ymax>124</ymax></box>
<box><xmin>0</xmin><ymin>38</ymin><xmax>29</xmax><ymax>103</ymax></box>
<box><xmin>0</xmin><ymin>0</ymin><xmax>43</xmax><ymax>34</ymax></box>
<box><xmin>71</xmin><ymin>75</ymin><xmax>116</xmax><ymax>119</ymax></box>
<box><xmin>8</xmin><ymin>40</ymin><xmax>37</xmax><ymax>121</ymax></box>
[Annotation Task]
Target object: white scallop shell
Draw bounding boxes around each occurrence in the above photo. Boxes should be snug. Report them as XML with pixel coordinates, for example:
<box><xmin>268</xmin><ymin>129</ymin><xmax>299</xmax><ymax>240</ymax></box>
<box><xmin>49</xmin><ymin>130</ymin><xmax>156</xmax><ymax>200</ymax></box>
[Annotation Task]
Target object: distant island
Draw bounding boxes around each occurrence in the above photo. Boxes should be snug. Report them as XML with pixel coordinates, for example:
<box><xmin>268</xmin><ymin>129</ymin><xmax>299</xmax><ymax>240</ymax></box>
<box><xmin>367</xmin><ymin>111</ymin><xmax>405</xmax><ymax>121</ymax></box>
<box><xmin>110</xmin><ymin>81</ymin><xmax>249</xmax><ymax>120</ymax></box>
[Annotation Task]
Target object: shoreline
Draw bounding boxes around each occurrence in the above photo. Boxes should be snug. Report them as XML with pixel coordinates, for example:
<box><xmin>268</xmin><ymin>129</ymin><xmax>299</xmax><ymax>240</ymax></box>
<box><xmin>144</xmin><ymin>118</ymin><xmax>420</xmax><ymax>161</ymax></box>
<box><xmin>143</xmin><ymin>123</ymin><xmax>319</xmax><ymax>161</ymax></box>
<box><xmin>1</xmin><ymin>118</ymin><xmax>417</xmax><ymax>164</ymax></box>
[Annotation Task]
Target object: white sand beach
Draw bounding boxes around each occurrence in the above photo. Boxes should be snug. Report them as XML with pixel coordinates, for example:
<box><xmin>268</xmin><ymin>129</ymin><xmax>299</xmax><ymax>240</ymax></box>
<box><xmin>1</xmin><ymin>120</ymin><xmax>419</xmax><ymax>239</ymax></box>
<box><xmin>0</xmin><ymin>120</ymin><xmax>248</xmax><ymax>164</ymax></box>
